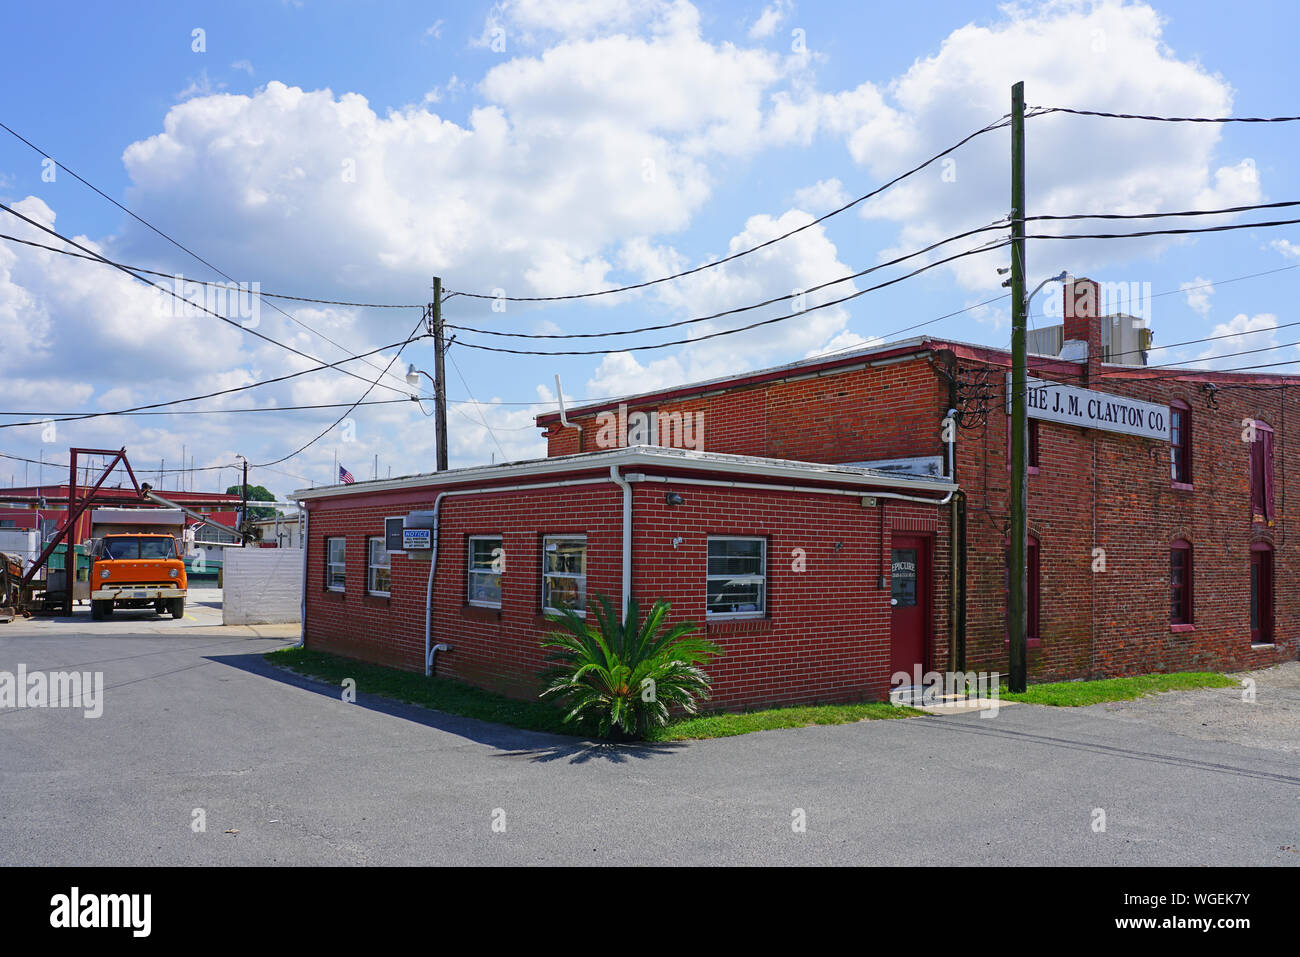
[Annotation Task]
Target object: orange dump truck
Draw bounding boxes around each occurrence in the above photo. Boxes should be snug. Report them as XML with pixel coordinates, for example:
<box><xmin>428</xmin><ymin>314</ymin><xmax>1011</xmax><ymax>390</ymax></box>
<box><xmin>88</xmin><ymin>508</ymin><xmax>187</xmax><ymax>620</ymax></box>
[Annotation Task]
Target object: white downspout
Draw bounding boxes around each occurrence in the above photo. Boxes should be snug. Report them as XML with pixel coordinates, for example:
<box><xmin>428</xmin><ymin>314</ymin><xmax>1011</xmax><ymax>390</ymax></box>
<box><xmin>610</xmin><ymin>465</ymin><xmax>632</xmax><ymax>623</ymax></box>
<box><xmin>555</xmin><ymin>375</ymin><xmax>583</xmax><ymax>444</ymax></box>
<box><xmin>422</xmin><ymin>475</ymin><xmax>617</xmax><ymax>676</ymax></box>
<box><xmin>946</xmin><ymin>407</ymin><xmax>958</xmax><ymax>479</ymax></box>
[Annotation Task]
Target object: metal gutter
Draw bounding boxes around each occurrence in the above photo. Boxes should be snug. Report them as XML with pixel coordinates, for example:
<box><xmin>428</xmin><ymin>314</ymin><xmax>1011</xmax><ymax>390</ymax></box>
<box><xmin>294</xmin><ymin>445</ymin><xmax>956</xmax><ymax>502</ymax></box>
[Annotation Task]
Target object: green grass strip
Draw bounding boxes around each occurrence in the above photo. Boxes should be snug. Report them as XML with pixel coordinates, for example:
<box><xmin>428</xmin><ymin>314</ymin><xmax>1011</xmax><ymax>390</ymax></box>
<box><xmin>999</xmin><ymin>671</ymin><xmax>1235</xmax><ymax>707</ymax></box>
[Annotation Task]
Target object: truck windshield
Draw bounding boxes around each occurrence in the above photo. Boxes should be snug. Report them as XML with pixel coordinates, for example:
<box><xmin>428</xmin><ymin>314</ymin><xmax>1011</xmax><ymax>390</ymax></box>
<box><xmin>102</xmin><ymin>537</ymin><xmax>176</xmax><ymax>560</ymax></box>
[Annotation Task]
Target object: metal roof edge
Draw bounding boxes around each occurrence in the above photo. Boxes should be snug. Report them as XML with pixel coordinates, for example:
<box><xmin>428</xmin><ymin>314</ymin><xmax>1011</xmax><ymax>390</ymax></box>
<box><xmin>293</xmin><ymin>445</ymin><xmax>956</xmax><ymax>502</ymax></box>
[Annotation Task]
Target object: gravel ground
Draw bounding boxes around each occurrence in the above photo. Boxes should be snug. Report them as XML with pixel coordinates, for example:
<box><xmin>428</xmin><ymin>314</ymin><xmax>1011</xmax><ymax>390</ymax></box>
<box><xmin>1087</xmin><ymin>661</ymin><xmax>1300</xmax><ymax>754</ymax></box>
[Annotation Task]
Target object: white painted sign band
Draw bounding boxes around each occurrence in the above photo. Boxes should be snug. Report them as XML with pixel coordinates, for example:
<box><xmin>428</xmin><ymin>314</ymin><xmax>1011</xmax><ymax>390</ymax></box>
<box><xmin>1007</xmin><ymin>375</ymin><xmax>1170</xmax><ymax>441</ymax></box>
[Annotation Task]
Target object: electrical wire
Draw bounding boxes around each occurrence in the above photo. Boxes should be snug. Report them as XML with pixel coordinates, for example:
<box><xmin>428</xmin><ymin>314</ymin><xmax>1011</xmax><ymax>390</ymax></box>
<box><xmin>444</xmin><ymin>221</ymin><xmax>1009</xmax><ymax>340</ymax></box>
<box><xmin>1031</xmin><ymin>106</ymin><xmax>1300</xmax><ymax>123</ymax></box>
<box><xmin>445</xmin><ymin>115</ymin><xmax>1011</xmax><ymax>302</ymax></box>
<box><xmin>0</xmin><ymin>120</ymin><xmax>427</xmax><ymax>396</ymax></box>
<box><xmin>1025</xmin><ymin>217</ymin><xmax>1300</xmax><ymax>241</ymax></box>
<box><xmin>0</xmin><ymin>336</ymin><xmax>423</xmax><ymax>430</ymax></box>
<box><xmin>0</xmin><ymin>398</ymin><xmax>413</xmax><ymax>418</ymax></box>
<box><xmin>0</xmin><ymin>201</ymin><xmax>425</xmax><ymax>401</ymax></box>
<box><xmin>448</xmin><ymin>239</ymin><xmax>1013</xmax><ymax>356</ymax></box>
<box><xmin>0</xmin><ymin>232</ymin><xmax>423</xmax><ymax>307</ymax></box>
<box><xmin>1024</xmin><ymin>199</ymin><xmax>1300</xmax><ymax>223</ymax></box>
<box><xmin>253</xmin><ymin>312</ymin><xmax>427</xmax><ymax>467</ymax></box>
<box><xmin>447</xmin><ymin>352</ymin><xmax>511</xmax><ymax>461</ymax></box>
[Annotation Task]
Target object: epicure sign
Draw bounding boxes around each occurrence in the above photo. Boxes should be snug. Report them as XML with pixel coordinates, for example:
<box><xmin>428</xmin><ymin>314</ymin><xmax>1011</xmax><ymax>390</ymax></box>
<box><xmin>1007</xmin><ymin>375</ymin><xmax>1170</xmax><ymax>442</ymax></box>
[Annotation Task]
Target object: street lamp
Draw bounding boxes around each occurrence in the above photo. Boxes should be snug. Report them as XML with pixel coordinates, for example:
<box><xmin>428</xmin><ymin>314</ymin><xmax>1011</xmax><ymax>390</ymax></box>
<box><xmin>407</xmin><ymin>363</ymin><xmax>435</xmax><ymax>390</ymax></box>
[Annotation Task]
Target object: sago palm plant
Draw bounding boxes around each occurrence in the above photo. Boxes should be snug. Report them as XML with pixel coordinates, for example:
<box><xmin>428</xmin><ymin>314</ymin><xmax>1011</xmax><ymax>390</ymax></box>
<box><xmin>540</xmin><ymin>595</ymin><xmax>721</xmax><ymax>740</ymax></box>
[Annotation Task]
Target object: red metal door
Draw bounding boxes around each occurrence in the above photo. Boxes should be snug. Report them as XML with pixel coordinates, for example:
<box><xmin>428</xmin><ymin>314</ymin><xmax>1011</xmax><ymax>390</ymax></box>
<box><xmin>889</xmin><ymin>535</ymin><xmax>928</xmax><ymax>676</ymax></box>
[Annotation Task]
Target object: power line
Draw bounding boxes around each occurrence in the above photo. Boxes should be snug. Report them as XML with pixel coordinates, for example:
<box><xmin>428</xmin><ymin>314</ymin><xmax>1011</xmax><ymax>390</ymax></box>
<box><xmin>1024</xmin><ymin>199</ymin><xmax>1300</xmax><ymax>223</ymax></box>
<box><xmin>445</xmin><ymin>221</ymin><xmax>1009</xmax><ymax>340</ymax></box>
<box><xmin>445</xmin><ymin>116</ymin><xmax>1011</xmax><ymax>302</ymax></box>
<box><xmin>448</xmin><ymin>239</ymin><xmax>1013</xmax><ymax>356</ymax></box>
<box><xmin>0</xmin><ymin>201</ymin><xmax>423</xmax><ymax>401</ymax></box>
<box><xmin>0</xmin><ymin>336</ymin><xmax>423</xmax><ymax>430</ymax></box>
<box><xmin>0</xmin><ymin>119</ymin><xmax>425</xmax><ymax>396</ymax></box>
<box><xmin>253</xmin><ymin>313</ymin><xmax>427</xmax><ymax>467</ymax></box>
<box><xmin>0</xmin><ymin>232</ymin><xmax>422</xmax><ymax>307</ymax></box>
<box><xmin>1031</xmin><ymin>106</ymin><xmax>1300</xmax><ymax>123</ymax></box>
<box><xmin>1025</xmin><ymin>216</ymin><xmax>1300</xmax><ymax>242</ymax></box>
<box><xmin>0</xmin><ymin>398</ymin><xmax>412</xmax><ymax>418</ymax></box>
<box><xmin>447</xmin><ymin>352</ymin><xmax>511</xmax><ymax>461</ymax></box>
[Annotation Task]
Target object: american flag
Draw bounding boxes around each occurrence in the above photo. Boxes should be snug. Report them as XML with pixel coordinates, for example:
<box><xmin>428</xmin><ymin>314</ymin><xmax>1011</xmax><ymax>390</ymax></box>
<box><xmin>339</xmin><ymin>465</ymin><xmax>355</xmax><ymax>484</ymax></box>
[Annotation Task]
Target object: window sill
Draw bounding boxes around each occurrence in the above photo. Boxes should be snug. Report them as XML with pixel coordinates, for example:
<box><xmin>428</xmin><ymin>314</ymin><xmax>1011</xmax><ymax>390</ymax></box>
<box><xmin>322</xmin><ymin>589</ymin><xmax>346</xmax><ymax>602</ymax></box>
<box><xmin>1170</xmin><ymin>623</ymin><xmax>1195</xmax><ymax>633</ymax></box>
<box><xmin>707</xmin><ymin>616</ymin><xmax>771</xmax><ymax>633</ymax></box>
<box><xmin>363</xmin><ymin>593</ymin><xmax>390</xmax><ymax>607</ymax></box>
<box><xmin>1170</xmin><ymin>482</ymin><xmax>1194</xmax><ymax>492</ymax></box>
<box><xmin>462</xmin><ymin>605</ymin><xmax>502</xmax><ymax>623</ymax></box>
<box><xmin>1002</xmin><ymin>637</ymin><xmax>1042</xmax><ymax>649</ymax></box>
<box><xmin>1250</xmin><ymin>642</ymin><xmax>1276</xmax><ymax>649</ymax></box>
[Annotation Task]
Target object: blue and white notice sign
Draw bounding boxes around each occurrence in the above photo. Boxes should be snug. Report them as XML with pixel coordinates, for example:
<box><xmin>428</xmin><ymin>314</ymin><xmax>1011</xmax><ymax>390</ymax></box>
<box><xmin>402</xmin><ymin>527</ymin><xmax>432</xmax><ymax>550</ymax></box>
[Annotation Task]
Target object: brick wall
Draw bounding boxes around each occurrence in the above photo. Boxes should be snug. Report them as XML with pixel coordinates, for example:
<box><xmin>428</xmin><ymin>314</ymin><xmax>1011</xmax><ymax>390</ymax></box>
<box><xmin>302</xmin><ymin>474</ymin><xmax>950</xmax><ymax>710</ymax></box>
<box><xmin>544</xmin><ymin>334</ymin><xmax>1297</xmax><ymax>683</ymax></box>
<box><xmin>544</xmin><ymin>356</ymin><xmax>946</xmax><ymax>465</ymax></box>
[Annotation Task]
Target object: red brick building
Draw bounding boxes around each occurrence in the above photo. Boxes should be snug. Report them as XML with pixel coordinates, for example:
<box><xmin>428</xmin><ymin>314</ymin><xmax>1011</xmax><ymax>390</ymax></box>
<box><xmin>297</xmin><ymin>279</ymin><xmax>1296</xmax><ymax>709</ymax></box>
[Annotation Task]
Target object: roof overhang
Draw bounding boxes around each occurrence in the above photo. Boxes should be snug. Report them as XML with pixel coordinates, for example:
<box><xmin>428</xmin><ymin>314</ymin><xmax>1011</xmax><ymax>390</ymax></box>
<box><xmin>294</xmin><ymin>445</ymin><xmax>956</xmax><ymax>502</ymax></box>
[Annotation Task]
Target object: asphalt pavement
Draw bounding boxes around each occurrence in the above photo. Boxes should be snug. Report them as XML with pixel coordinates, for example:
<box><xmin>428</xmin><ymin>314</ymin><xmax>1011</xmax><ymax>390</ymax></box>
<box><xmin>1</xmin><ymin>598</ymin><xmax>1296</xmax><ymax>866</ymax></box>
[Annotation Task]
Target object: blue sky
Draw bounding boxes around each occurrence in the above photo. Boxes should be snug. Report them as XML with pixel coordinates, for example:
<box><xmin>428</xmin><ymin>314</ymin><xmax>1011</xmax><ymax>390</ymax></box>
<box><xmin>1</xmin><ymin>0</ymin><xmax>1298</xmax><ymax>500</ymax></box>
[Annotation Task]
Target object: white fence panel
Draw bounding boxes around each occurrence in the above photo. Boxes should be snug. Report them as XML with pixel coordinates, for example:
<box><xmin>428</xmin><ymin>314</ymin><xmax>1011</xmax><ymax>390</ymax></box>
<box><xmin>222</xmin><ymin>548</ymin><xmax>302</xmax><ymax>625</ymax></box>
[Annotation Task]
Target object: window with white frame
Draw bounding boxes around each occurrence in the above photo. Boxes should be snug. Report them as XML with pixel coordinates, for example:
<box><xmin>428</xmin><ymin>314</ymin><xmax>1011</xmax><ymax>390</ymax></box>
<box><xmin>541</xmin><ymin>534</ymin><xmax>586</xmax><ymax>615</ymax></box>
<box><xmin>468</xmin><ymin>535</ymin><xmax>504</xmax><ymax>608</ymax></box>
<box><xmin>706</xmin><ymin>536</ymin><xmax>767</xmax><ymax>617</ymax></box>
<box><xmin>326</xmin><ymin>537</ymin><xmax>346</xmax><ymax>591</ymax></box>
<box><xmin>367</xmin><ymin>536</ymin><xmax>390</xmax><ymax>596</ymax></box>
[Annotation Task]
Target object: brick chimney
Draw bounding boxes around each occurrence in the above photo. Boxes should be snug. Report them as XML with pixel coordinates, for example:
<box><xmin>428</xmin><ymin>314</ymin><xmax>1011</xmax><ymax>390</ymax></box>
<box><xmin>1062</xmin><ymin>276</ymin><xmax>1101</xmax><ymax>382</ymax></box>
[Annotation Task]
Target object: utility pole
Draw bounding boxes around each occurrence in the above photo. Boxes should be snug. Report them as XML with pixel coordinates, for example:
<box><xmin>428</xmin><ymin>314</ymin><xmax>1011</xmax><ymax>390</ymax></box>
<box><xmin>432</xmin><ymin>275</ymin><xmax>449</xmax><ymax>471</ymax></box>
<box><xmin>1008</xmin><ymin>80</ymin><xmax>1029</xmax><ymax>694</ymax></box>
<box><xmin>240</xmin><ymin>456</ymin><xmax>249</xmax><ymax>546</ymax></box>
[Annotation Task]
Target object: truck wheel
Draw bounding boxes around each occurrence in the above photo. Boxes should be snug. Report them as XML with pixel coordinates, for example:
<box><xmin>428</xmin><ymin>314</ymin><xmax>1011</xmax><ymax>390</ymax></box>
<box><xmin>170</xmin><ymin>598</ymin><xmax>185</xmax><ymax>619</ymax></box>
<box><xmin>103</xmin><ymin>602</ymin><xmax>114</xmax><ymax>616</ymax></box>
<box><xmin>154</xmin><ymin>599</ymin><xmax>166</xmax><ymax>615</ymax></box>
<box><xmin>91</xmin><ymin>600</ymin><xmax>105</xmax><ymax>621</ymax></box>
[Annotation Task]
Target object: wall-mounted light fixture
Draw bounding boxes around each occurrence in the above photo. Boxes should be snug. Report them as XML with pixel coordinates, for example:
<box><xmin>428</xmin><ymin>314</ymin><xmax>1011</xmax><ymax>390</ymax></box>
<box><xmin>665</xmin><ymin>492</ymin><xmax>685</xmax><ymax>507</ymax></box>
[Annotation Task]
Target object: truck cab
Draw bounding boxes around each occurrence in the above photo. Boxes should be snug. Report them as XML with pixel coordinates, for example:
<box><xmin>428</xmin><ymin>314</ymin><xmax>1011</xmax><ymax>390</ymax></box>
<box><xmin>90</xmin><ymin>532</ymin><xmax>187</xmax><ymax>620</ymax></box>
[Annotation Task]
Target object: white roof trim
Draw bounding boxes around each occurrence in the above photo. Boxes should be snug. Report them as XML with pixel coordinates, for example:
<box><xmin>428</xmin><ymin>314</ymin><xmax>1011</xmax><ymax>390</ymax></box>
<box><xmin>294</xmin><ymin>445</ymin><xmax>955</xmax><ymax>501</ymax></box>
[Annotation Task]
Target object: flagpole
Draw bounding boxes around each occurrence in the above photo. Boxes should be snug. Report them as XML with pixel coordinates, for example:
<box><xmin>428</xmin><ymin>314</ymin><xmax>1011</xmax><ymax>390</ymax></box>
<box><xmin>333</xmin><ymin>448</ymin><xmax>337</xmax><ymax>486</ymax></box>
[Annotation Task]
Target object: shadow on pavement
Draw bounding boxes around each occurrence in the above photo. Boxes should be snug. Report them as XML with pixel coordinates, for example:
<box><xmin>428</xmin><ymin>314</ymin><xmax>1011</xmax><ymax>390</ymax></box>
<box><xmin>211</xmin><ymin>650</ymin><xmax>687</xmax><ymax>762</ymax></box>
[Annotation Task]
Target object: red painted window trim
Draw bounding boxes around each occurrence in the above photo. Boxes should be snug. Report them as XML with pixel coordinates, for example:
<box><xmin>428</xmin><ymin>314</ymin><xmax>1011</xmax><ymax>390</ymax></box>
<box><xmin>1006</xmin><ymin>418</ymin><xmax>1041</xmax><ymax>474</ymax></box>
<box><xmin>1003</xmin><ymin>534</ymin><xmax>1042</xmax><ymax>648</ymax></box>
<box><xmin>1250</xmin><ymin>542</ymin><xmax>1275</xmax><ymax>645</ymax></box>
<box><xmin>1170</xmin><ymin>399</ymin><xmax>1192</xmax><ymax>487</ymax></box>
<box><xmin>1249</xmin><ymin>420</ymin><xmax>1275</xmax><ymax>524</ymax></box>
<box><xmin>1170</xmin><ymin>538</ymin><xmax>1193</xmax><ymax>626</ymax></box>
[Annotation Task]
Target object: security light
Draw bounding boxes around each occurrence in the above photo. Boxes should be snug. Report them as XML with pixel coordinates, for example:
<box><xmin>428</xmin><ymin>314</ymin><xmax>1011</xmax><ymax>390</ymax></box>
<box><xmin>664</xmin><ymin>492</ymin><xmax>685</xmax><ymax>507</ymax></box>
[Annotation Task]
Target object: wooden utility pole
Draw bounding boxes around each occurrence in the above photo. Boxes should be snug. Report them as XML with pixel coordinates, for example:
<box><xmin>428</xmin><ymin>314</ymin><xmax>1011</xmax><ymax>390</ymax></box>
<box><xmin>1008</xmin><ymin>81</ymin><xmax>1029</xmax><ymax>693</ymax></box>
<box><xmin>432</xmin><ymin>276</ymin><xmax>449</xmax><ymax>471</ymax></box>
<box><xmin>240</xmin><ymin>457</ymin><xmax>250</xmax><ymax>546</ymax></box>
